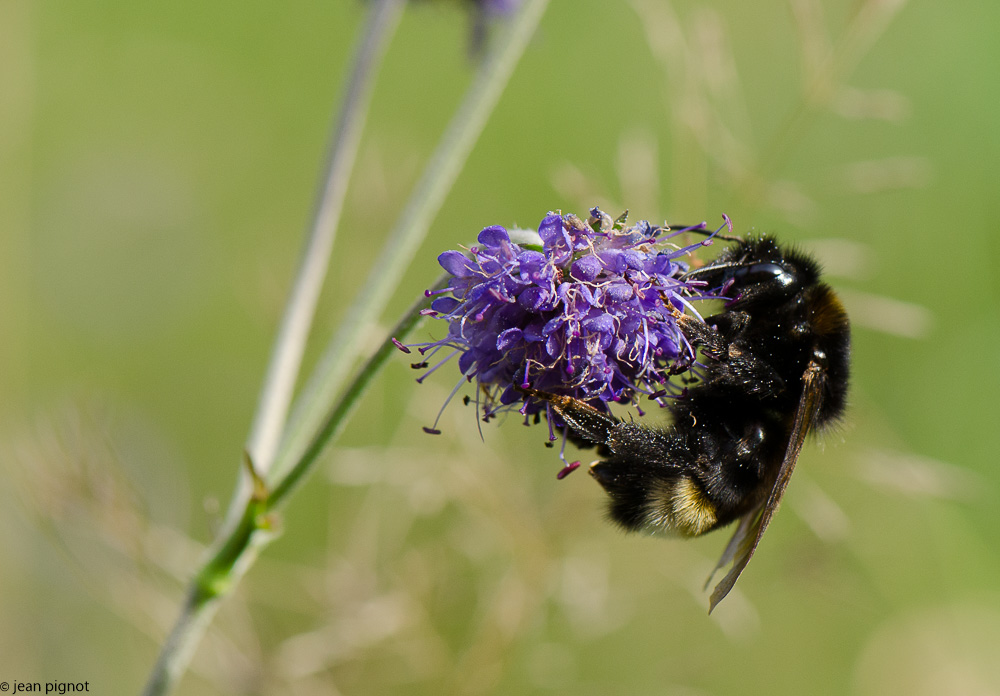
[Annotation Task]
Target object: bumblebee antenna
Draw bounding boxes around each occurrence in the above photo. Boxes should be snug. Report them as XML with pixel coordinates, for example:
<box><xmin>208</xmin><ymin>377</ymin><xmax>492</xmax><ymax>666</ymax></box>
<box><xmin>662</xmin><ymin>222</ymin><xmax>742</xmax><ymax>244</ymax></box>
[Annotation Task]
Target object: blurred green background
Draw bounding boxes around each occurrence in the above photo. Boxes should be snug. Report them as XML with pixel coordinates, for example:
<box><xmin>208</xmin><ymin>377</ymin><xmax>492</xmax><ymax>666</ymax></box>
<box><xmin>4</xmin><ymin>0</ymin><xmax>1000</xmax><ymax>694</ymax></box>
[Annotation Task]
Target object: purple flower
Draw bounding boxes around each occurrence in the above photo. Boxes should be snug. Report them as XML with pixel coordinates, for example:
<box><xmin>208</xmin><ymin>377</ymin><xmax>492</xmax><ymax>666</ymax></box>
<box><xmin>401</xmin><ymin>209</ymin><xmax>728</xmax><ymax>433</ymax></box>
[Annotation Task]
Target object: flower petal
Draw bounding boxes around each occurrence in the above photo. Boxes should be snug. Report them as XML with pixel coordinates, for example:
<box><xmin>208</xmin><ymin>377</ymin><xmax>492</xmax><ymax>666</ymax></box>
<box><xmin>571</xmin><ymin>255</ymin><xmax>602</xmax><ymax>281</ymax></box>
<box><xmin>496</xmin><ymin>327</ymin><xmax>523</xmax><ymax>351</ymax></box>
<box><xmin>478</xmin><ymin>225</ymin><xmax>510</xmax><ymax>247</ymax></box>
<box><xmin>438</xmin><ymin>250</ymin><xmax>476</xmax><ymax>277</ymax></box>
<box><xmin>537</xmin><ymin>213</ymin><xmax>563</xmax><ymax>244</ymax></box>
<box><xmin>583</xmin><ymin>312</ymin><xmax>615</xmax><ymax>334</ymax></box>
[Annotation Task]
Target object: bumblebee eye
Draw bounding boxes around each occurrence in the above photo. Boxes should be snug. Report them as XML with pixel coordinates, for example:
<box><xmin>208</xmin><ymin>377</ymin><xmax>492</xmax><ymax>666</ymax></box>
<box><xmin>732</xmin><ymin>262</ymin><xmax>795</xmax><ymax>290</ymax></box>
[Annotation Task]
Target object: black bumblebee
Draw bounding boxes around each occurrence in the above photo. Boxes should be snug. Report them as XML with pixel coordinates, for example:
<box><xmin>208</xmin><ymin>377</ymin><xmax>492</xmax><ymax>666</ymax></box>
<box><xmin>523</xmin><ymin>235</ymin><xmax>850</xmax><ymax>610</ymax></box>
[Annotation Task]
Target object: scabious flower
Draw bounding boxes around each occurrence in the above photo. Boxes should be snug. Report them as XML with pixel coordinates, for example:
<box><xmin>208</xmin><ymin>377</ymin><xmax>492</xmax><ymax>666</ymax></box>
<box><xmin>398</xmin><ymin>208</ymin><xmax>728</xmax><ymax>437</ymax></box>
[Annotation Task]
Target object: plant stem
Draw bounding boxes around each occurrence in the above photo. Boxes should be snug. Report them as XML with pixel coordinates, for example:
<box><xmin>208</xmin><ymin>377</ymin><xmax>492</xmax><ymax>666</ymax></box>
<box><xmin>245</xmin><ymin>0</ymin><xmax>405</xmax><ymax>482</ymax></box>
<box><xmin>141</xmin><ymin>283</ymin><xmax>439</xmax><ymax>696</ymax></box>
<box><xmin>141</xmin><ymin>2</ymin><xmax>551</xmax><ymax>693</ymax></box>
<box><xmin>140</xmin><ymin>496</ymin><xmax>272</xmax><ymax>696</ymax></box>
<box><xmin>141</xmin><ymin>2</ymin><xmax>401</xmax><ymax>694</ymax></box>
<box><xmin>270</xmin><ymin>275</ymin><xmax>448</xmax><ymax>508</ymax></box>
<box><xmin>271</xmin><ymin>0</ymin><xmax>552</xmax><ymax>487</ymax></box>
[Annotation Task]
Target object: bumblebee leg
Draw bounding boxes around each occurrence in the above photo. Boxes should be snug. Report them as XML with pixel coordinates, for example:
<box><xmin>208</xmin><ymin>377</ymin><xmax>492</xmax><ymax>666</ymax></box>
<box><xmin>673</xmin><ymin>308</ymin><xmax>786</xmax><ymax>397</ymax></box>
<box><xmin>668</xmin><ymin>304</ymin><xmax>730</xmax><ymax>358</ymax></box>
<box><xmin>517</xmin><ymin>388</ymin><xmax>618</xmax><ymax>444</ymax></box>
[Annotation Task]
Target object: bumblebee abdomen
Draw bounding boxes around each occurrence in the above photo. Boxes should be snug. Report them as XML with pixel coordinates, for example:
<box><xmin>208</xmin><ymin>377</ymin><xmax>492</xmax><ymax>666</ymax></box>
<box><xmin>800</xmin><ymin>284</ymin><xmax>851</xmax><ymax>426</ymax></box>
<box><xmin>646</xmin><ymin>477</ymin><xmax>720</xmax><ymax>536</ymax></box>
<box><xmin>589</xmin><ymin>463</ymin><xmax>720</xmax><ymax>536</ymax></box>
<box><xmin>808</xmin><ymin>283</ymin><xmax>850</xmax><ymax>338</ymax></box>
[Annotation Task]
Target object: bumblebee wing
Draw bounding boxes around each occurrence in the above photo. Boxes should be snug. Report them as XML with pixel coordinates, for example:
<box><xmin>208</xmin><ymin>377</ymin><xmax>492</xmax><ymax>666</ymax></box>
<box><xmin>705</xmin><ymin>507</ymin><xmax>758</xmax><ymax>590</ymax></box>
<box><xmin>707</xmin><ymin>358</ymin><xmax>827</xmax><ymax>612</ymax></box>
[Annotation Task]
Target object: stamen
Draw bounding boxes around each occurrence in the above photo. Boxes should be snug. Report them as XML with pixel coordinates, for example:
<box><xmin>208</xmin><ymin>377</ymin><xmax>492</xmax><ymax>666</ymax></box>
<box><xmin>415</xmin><ymin>348</ymin><xmax>461</xmax><ymax>384</ymax></box>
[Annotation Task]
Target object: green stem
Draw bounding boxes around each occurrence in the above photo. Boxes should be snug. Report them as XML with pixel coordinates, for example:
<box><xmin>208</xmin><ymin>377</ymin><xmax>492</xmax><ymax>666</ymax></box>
<box><xmin>141</xmin><ymin>2</ymin><xmax>549</xmax><ymax>692</ymax></box>
<box><xmin>141</xmin><ymin>498</ymin><xmax>272</xmax><ymax>696</ymax></box>
<box><xmin>143</xmin><ymin>0</ymin><xmax>548</xmax><ymax>696</ymax></box>
<box><xmin>140</xmin><ymin>2</ymin><xmax>401</xmax><ymax>694</ymax></box>
<box><xmin>139</xmin><ymin>591</ymin><xmax>220</xmax><ymax>696</ymax></box>
<box><xmin>270</xmin><ymin>275</ymin><xmax>448</xmax><ymax>508</ymax></box>
<box><xmin>141</xmin><ymin>279</ymin><xmax>440</xmax><ymax>696</ymax></box>
<box><xmin>270</xmin><ymin>0</ymin><xmax>551</xmax><ymax>487</ymax></box>
<box><xmin>245</xmin><ymin>0</ymin><xmax>405</xmax><ymax>481</ymax></box>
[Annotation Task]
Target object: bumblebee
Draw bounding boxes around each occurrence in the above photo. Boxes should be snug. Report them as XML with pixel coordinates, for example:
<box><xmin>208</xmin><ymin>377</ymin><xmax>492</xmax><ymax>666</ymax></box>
<box><xmin>523</xmin><ymin>235</ymin><xmax>850</xmax><ymax>610</ymax></box>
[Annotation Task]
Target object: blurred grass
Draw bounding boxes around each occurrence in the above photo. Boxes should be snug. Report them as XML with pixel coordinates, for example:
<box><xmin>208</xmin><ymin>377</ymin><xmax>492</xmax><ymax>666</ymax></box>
<box><xmin>3</xmin><ymin>0</ymin><xmax>1000</xmax><ymax>694</ymax></box>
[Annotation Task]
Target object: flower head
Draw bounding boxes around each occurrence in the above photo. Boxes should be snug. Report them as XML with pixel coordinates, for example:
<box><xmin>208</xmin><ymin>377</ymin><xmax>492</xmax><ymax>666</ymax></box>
<box><xmin>402</xmin><ymin>208</ymin><xmax>728</xmax><ymax>434</ymax></box>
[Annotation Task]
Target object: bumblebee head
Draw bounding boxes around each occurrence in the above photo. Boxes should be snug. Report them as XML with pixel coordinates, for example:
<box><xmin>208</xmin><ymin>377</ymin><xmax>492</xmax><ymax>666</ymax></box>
<box><xmin>683</xmin><ymin>235</ymin><xmax>820</xmax><ymax>310</ymax></box>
